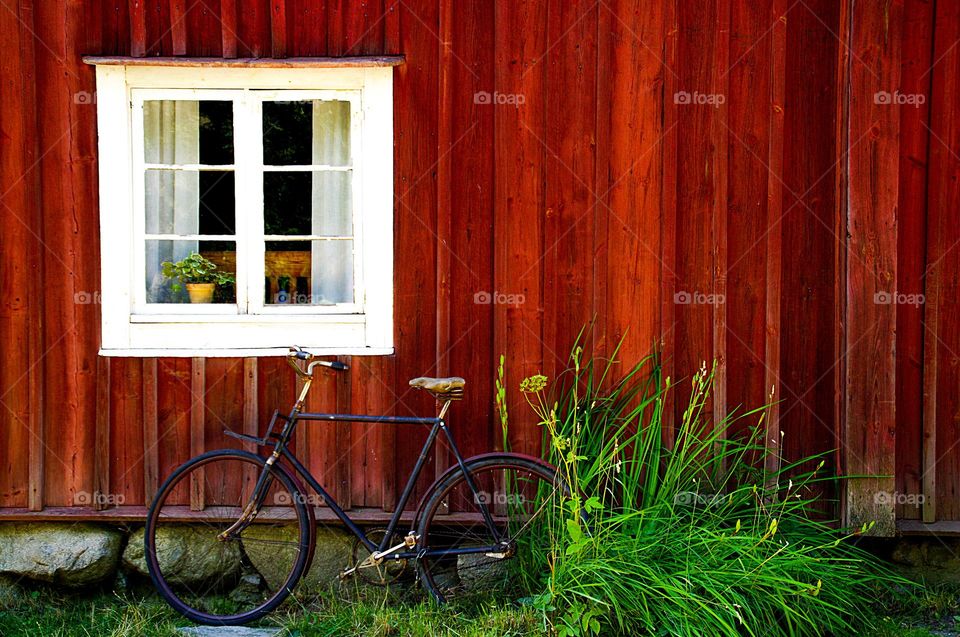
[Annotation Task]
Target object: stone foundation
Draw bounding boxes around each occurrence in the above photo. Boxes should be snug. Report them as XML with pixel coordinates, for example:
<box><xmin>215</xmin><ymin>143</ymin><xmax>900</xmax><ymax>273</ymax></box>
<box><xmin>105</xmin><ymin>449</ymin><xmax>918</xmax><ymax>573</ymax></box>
<box><xmin>0</xmin><ymin>521</ymin><xmax>361</xmax><ymax>594</ymax></box>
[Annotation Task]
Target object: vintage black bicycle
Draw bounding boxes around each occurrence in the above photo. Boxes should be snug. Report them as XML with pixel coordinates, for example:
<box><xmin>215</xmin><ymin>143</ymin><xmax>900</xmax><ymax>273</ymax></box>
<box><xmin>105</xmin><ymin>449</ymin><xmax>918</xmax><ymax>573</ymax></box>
<box><xmin>145</xmin><ymin>346</ymin><xmax>566</xmax><ymax>625</ymax></box>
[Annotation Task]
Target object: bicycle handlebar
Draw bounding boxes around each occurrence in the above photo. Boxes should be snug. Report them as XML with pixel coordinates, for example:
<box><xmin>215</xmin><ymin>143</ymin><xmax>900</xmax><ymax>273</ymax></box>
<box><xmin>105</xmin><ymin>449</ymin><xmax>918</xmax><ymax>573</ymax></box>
<box><xmin>286</xmin><ymin>346</ymin><xmax>349</xmax><ymax>378</ymax></box>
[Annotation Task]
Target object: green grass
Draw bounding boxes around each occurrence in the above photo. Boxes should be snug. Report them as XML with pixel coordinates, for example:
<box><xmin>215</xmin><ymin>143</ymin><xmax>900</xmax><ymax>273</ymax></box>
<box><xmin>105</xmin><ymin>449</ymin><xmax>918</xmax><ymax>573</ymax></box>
<box><xmin>1</xmin><ymin>578</ymin><xmax>957</xmax><ymax>636</ymax></box>
<box><xmin>0</xmin><ymin>585</ymin><xmax>547</xmax><ymax>637</ymax></box>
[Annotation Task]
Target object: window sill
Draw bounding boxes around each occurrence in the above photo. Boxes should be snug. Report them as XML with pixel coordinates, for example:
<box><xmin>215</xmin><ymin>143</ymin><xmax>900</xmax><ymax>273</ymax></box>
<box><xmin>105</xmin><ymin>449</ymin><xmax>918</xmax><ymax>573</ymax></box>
<box><xmin>99</xmin><ymin>346</ymin><xmax>395</xmax><ymax>358</ymax></box>
<box><xmin>129</xmin><ymin>313</ymin><xmax>365</xmax><ymax>324</ymax></box>
<box><xmin>82</xmin><ymin>56</ymin><xmax>405</xmax><ymax>68</ymax></box>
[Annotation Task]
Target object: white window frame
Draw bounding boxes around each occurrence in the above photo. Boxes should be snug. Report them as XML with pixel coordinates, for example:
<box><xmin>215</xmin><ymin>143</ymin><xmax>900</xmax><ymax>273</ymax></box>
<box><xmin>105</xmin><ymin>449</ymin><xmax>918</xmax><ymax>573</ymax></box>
<box><xmin>92</xmin><ymin>64</ymin><xmax>394</xmax><ymax>356</ymax></box>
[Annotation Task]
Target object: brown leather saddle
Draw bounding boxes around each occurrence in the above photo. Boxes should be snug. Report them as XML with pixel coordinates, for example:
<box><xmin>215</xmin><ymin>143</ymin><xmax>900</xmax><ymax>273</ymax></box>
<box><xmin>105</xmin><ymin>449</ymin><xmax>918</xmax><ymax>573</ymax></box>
<box><xmin>408</xmin><ymin>376</ymin><xmax>466</xmax><ymax>401</ymax></box>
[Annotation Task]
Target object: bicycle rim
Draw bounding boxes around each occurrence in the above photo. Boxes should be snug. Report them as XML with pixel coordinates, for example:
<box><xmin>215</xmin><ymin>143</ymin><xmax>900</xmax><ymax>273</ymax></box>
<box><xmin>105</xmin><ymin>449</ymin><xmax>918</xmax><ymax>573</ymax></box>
<box><xmin>145</xmin><ymin>450</ymin><xmax>310</xmax><ymax>625</ymax></box>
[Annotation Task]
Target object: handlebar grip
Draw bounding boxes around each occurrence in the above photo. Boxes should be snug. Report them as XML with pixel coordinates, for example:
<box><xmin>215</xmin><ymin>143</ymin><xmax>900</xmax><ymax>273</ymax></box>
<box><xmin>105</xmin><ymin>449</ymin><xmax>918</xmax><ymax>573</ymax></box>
<box><xmin>295</xmin><ymin>351</ymin><xmax>311</xmax><ymax>360</ymax></box>
<box><xmin>329</xmin><ymin>361</ymin><xmax>349</xmax><ymax>371</ymax></box>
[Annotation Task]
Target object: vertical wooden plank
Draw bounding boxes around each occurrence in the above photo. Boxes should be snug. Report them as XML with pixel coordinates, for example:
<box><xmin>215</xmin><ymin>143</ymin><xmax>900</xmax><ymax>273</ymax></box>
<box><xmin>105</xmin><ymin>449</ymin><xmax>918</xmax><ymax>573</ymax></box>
<box><xmin>726</xmin><ymin>0</ymin><xmax>773</xmax><ymax>437</ymax></box>
<box><xmin>778</xmin><ymin>0</ymin><xmax>842</xmax><ymax>511</ymax></box>
<box><xmin>844</xmin><ymin>0</ymin><xmax>902</xmax><ymax>535</ymax></box>
<box><xmin>24</xmin><ymin>0</ymin><xmax>45</xmax><ymax>512</ymax></box>
<box><xmin>110</xmin><ymin>359</ymin><xmax>144</xmax><ymax>506</ymax></box>
<box><xmin>394</xmin><ymin>0</ymin><xmax>440</xmax><ymax>507</ymax></box>
<box><xmin>94</xmin><ymin>358</ymin><xmax>111</xmax><ymax>511</ymax></box>
<box><xmin>895</xmin><ymin>0</ymin><xmax>934</xmax><ymax>521</ymax></box>
<box><xmin>185</xmin><ymin>0</ymin><xmax>223</xmax><ymax>57</ymax></box>
<box><xmin>672</xmin><ymin>0</ymin><xmax>725</xmax><ymax>424</ymax></box>
<box><xmin>242</xmin><ymin>358</ymin><xmax>258</xmax><ymax>504</ymax></box>
<box><xmin>544</xmin><ymin>0</ymin><xmax>598</xmax><ymax>373</ymax></box>
<box><xmin>289</xmin><ymin>0</ymin><xmax>328</xmax><ymax>56</ymax></box>
<box><xmin>660</xmin><ymin>0</ymin><xmax>679</xmax><ymax>449</ymax></box>
<box><xmin>169</xmin><ymin>0</ymin><xmax>186</xmax><ymax>54</ymax></box>
<box><xmin>335</xmin><ymin>358</ymin><xmax>352</xmax><ymax>509</ymax></box>
<box><xmin>600</xmin><ymin>0</ymin><xmax>660</xmax><ymax>366</ymax></box>
<box><xmin>434</xmin><ymin>0</ymin><xmax>454</xmax><ymax>480</ymax></box>
<box><xmin>328</xmin><ymin>0</ymin><xmax>385</xmax><ymax>56</ymax></box>
<box><xmin>923</xmin><ymin>0</ymin><xmax>960</xmax><ymax>524</ymax></box>
<box><xmin>237</xmin><ymin>0</ymin><xmax>270</xmax><ymax>57</ymax></box>
<box><xmin>446</xmin><ymin>0</ymin><xmax>495</xmax><ymax>465</ymax></box>
<box><xmin>142</xmin><ymin>358</ymin><xmax>159</xmax><ymax>504</ymax></box>
<box><xmin>270</xmin><ymin>0</ymin><xmax>287</xmax><ymax>58</ymax></box>
<box><xmin>129</xmin><ymin>0</ymin><xmax>147</xmax><ymax>56</ymax></box>
<box><xmin>712</xmin><ymin>0</ymin><xmax>730</xmax><ymax>442</ymax></box>
<box><xmin>493</xmin><ymin>0</ymin><xmax>547</xmax><ymax>457</ymax></box>
<box><xmin>0</xmin><ymin>0</ymin><xmax>44</xmax><ymax>511</ymax></box>
<box><xmin>157</xmin><ymin>358</ymin><xmax>192</xmax><ymax>505</ymax></box>
<box><xmin>189</xmin><ymin>357</ymin><xmax>205</xmax><ymax>510</ymax></box>
<box><xmin>35</xmin><ymin>0</ymin><xmax>101</xmax><ymax>509</ymax></box>
<box><xmin>221</xmin><ymin>0</ymin><xmax>238</xmax><ymax>58</ymax></box>
<box><xmin>764</xmin><ymin>0</ymin><xmax>786</xmax><ymax>474</ymax></box>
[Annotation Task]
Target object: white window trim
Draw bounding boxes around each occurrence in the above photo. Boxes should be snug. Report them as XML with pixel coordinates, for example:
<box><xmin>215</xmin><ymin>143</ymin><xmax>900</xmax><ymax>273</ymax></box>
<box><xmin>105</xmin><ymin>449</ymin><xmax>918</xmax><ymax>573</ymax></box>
<box><xmin>92</xmin><ymin>64</ymin><xmax>394</xmax><ymax>357</ymax></box>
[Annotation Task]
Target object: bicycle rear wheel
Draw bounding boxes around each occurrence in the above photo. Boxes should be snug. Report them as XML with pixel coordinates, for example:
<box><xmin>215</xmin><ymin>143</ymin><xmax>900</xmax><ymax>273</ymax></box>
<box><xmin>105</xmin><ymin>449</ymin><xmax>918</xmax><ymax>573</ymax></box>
<box><xmin>415</xmin><ymin>455</ymin><xmax>567</xmax><ymax>604</ymax></box>
<box><xmin>145</xmin><ymin>449</ymin><xmax>310</xmax><ymax>625</ymax></box>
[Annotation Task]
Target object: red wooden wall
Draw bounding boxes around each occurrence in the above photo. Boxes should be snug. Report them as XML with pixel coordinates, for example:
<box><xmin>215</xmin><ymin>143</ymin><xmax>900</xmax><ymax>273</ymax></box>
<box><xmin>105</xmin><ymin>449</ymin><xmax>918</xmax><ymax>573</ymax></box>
<box><xmin>0</xmin><ymin>0</ymin><xmax>955</xmax><ymax>535</ymax></box>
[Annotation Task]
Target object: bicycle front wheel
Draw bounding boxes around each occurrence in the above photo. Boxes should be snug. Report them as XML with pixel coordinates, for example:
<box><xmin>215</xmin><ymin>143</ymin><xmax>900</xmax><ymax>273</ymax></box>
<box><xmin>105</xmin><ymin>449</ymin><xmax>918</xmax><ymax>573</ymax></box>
<box><xmin>145</xmin><ymin>449</ymin><xmax>310</xmax><ymax>625</ymax></box>
<box><xmin>416</xmin><ymin>455</ymin><xmax>567</xmax><ymax>604</ymax></box>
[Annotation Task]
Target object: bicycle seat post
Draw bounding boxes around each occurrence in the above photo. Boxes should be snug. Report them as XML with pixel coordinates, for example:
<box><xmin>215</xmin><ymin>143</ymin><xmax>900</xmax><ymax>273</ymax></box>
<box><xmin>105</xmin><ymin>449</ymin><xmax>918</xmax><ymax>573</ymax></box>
<box><xmin>438</xmin><ymin>399</ymin><xmax>452</xmax><ymax>421</ymax></box>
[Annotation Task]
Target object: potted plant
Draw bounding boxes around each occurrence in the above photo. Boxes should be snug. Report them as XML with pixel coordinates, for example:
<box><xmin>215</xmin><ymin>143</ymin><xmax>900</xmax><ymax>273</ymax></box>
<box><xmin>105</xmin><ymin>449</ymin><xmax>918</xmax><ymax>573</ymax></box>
<box><xmin>276</xmin><ymin>275</ymin><xmax>292</xmax><ymax>304</ymax></box>
<box><xmin>161</xmin><ymin>252</ymin><xmax>235</xmax><ymax>304</ymax></box>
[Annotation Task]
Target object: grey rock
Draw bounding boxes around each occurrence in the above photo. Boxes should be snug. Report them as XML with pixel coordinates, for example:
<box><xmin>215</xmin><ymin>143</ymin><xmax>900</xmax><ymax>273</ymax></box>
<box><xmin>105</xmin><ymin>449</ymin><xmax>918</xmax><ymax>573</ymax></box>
<box><xmin>243</xmin><ymin>524</ymin><xmax>353</xmax><ymax>591</ymax></box>
<box><xmin>457</xmin><ymin>553</ymin><xmax>509</xmax><ymax>591</ymax></box>
<box><xmin>0</xmin><ymin>523</ymin><xmax>122</xmax><ymax>587</ymax></box>
<box><xmin>123</xmin><ymin>526</ymin><xmax>241</xmax><ymax>587</ymax></box>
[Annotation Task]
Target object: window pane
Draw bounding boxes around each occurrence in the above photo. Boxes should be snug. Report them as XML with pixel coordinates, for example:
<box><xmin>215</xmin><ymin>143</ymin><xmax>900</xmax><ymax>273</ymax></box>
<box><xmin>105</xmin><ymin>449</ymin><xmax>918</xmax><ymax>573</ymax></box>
<box><xmin>263</xmin><ymin>100</ymin><xmax>350</xmax><ymax>166</ymax></box>
<box><xmin>143</xmin><ymin>100</ymin><xmax>233</xmax><ymax>165</ymax></box>
<box><xmin>146</xmin><ymin>240</ymin><xmax>237</xmax><ymax>304</ymax></box>
<box><xmin>263</xmin><ymin>171</ymin><xmax>352</xmax><ymax>236</ymax></box>
<box><xmin>145</xmin><ymin>170</ymin><xmax>235</xmax><ymax>235</ymax></box>
<box><xmin>265</xmin><ymin>240</ymin><xmax>353</xmax><ymax>305</ymax></box>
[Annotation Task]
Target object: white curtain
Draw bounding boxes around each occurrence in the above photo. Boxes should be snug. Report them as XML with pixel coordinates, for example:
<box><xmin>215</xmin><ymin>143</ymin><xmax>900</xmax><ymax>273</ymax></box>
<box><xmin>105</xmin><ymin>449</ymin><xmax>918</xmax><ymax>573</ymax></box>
<box><xmin>144</xmin><ymin>100</ymin><xmax>200</xmax><ymax>303</ymax></box>
<box><xmin>311</xmin><ymin>101</ymin><xmax>352</xmax><ymax>305</ymax></box>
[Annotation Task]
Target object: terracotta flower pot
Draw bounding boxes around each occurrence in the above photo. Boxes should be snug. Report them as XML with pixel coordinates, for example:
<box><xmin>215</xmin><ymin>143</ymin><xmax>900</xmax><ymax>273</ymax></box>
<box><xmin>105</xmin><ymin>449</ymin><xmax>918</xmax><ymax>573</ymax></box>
<box><xmin>185</xmin><ymin>282</ymin><xmax>215</xmax><ymax>304</ymax></box>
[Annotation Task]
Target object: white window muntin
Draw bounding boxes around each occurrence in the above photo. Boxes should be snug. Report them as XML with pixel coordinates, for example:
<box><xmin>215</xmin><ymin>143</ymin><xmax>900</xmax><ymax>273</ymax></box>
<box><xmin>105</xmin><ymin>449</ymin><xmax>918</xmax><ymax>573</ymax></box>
<box><xmin>130</xmin><ymin>88</ymin><xmax>364</xmax><ymax>316</ymax></box>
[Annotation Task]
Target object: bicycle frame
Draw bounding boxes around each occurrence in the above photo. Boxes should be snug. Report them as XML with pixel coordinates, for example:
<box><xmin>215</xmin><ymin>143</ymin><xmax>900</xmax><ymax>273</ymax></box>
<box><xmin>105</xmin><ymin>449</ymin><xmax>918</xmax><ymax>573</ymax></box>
<box><xmin>225</xmin><ymin>368</ymin><xmax>504</xmax><ymax>565</ymax></box>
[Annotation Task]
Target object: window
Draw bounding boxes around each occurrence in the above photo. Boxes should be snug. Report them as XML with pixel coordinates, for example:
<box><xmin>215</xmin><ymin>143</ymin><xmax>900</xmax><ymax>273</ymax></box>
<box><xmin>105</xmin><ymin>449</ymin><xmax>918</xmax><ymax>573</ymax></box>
<box><xmin>91</xmin><ymin>62</ymin><xmax>395</xmax><ymax>355</ymax></box>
